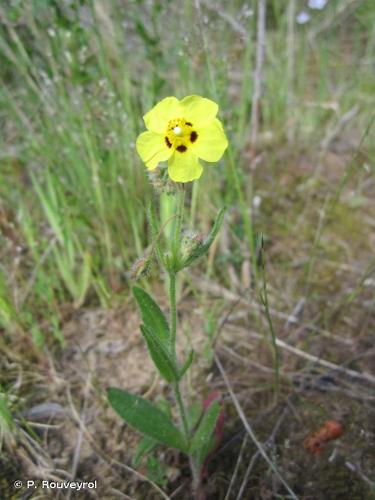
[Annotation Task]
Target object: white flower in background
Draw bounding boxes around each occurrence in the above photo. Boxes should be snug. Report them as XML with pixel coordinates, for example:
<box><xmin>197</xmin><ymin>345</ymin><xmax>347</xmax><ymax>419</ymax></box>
<box><xmin>308</xmin><ymin>0</ymin><xmax>328</xmax><ymax>9</ymax></box>
<box><xmin>253</xmin><ymin>195</ymin><xmax>262</xmax><ymax>208</ymax></box>
<box><xmin>296</xmin><ymin>11</ymin><xmax>310</xmax><ymax>24</ymax></box>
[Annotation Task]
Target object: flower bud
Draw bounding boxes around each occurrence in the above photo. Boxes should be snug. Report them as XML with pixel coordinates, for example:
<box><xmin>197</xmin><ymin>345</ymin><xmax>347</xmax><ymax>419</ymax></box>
<box><xmin>180</xmin><ymin>231</ymin><xmax>204</xmax><ymax>260</ymax></box>
<box><xmin>128</xmin><ymin>256</ymin><xmax>152</xmax><ymax>280</ymax></box>
<box><xmin>147</xmin><ymin>167</ymin><xmax>176</xmax><ymax>195</ymax></box>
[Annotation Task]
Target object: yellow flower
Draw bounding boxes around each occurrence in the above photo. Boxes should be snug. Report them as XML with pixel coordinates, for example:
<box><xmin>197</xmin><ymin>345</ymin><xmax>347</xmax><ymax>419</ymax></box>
<box><xmin>136</xmin><ymin>95</ymin><xmax>228</xmax><ymax>183</ymax></box>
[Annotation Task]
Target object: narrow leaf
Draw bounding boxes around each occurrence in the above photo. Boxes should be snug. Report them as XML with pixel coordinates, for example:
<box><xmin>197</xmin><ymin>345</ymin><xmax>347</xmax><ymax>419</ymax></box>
<box><xmin>133</xmin><ymin>436</ymin><xmax>157</xmax><ymax>467</ymax></box>
<box><xmin>133</xmin><ymin>287</ymin><xmax>170</xmax><ymax>345</ymax></box>
<box><xmin>189</xmin><ymin>400</ymin><xmax>221</xmax><ymax>454</ymax></box>
<box><xmin>76</xmin><ymin>252</ymin><xmax>92</xmax><ymax>307</ymax></box>
<box><xmin>108</xmin><ymin>388</ymin><xmax>188</xmax><ymax>452</ymax></box>
<box><xmin>179</xmin><ymin>350</ymin><xmax>194</xmax><ymax>380</ymax></box>
<box><xmin>0</xmin><ymin>396</ymin><xmax>14</xmax><ymax>433</ymax></box>
<box><xmin>31</xmin><ymin>173</ymin><xmax>65</xmax><ymax>245</ymax></box>
<box><xmin>140</xmin><ymin>324</ymin><xmax>178</xmax><ymax>383</ymax></box>
<box><xmin>178</xmin><ymin>207</ymin><xmax>226</xmax><ymax>270</ymax></box>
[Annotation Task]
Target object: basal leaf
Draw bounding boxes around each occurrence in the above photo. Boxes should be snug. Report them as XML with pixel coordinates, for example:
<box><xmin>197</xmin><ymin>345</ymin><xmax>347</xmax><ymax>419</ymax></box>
<box><xmin>189</xmin><ymin>400</ymin><xmax>221</xmax><ymax>454</ymax></box>
<box><xmin>108</xmin><ymin>388</ymin><xmax>188</xmax><ymax>452</ymax></box>
<box><xmin>133</xmin><ymin>398</ymin><xmax>173</xmax><ymax>467</ymax></box>
<box><xmin>133</xmin><ymin>436</ymin><xmax>157</xmax><ymax>467</ymax></box>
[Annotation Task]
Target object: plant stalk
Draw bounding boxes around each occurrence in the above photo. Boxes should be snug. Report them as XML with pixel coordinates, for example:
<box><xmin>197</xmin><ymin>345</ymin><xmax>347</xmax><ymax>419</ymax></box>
<box><xmin>169</xmin><ymin>272</ymin><xmax>177</xmax><ymax>350</ymax></box>
<box><xmin>168</xmin><ymin>183</ymin><xmax>202</xmax><ymax>495</ymax></box>
<box><xmin>173</xmin><ymin>382</ymin><xmax>189</xmax><ymax>438</ymax></box>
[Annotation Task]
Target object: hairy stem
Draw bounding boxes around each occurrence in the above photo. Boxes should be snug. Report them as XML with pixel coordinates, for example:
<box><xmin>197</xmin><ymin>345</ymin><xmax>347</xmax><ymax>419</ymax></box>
<box><xmin>172</xmin><ymin>185</ymin><xmax>185</xmax><ymax>262</ymax></box>
<box><xmin>169</xmin><ymin>185</ymin><xmax>185</xmax><ymax>350</ymax></box>
<box><xmin>173</xmin><ymin>382</ymin><xmax>189</xmax><ymax>438</ymax></box>
<box><xmin>168</xmin><ymin>183</ymin><xmax>201</xmax><ymax>494</ymax></box>
<box><xmin>169</xmin><ymin>271</ymin><xmax>177</xmax><ymax>350</ymax></box>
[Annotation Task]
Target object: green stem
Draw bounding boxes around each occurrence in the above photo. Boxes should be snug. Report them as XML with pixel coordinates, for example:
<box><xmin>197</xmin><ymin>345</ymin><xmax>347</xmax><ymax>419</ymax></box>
<box><xmin>168</xmin><ymin>183</ymin><xmax>201</xmax><ymax>493</ymax></box>
<box><xmin>174</xmin><ymin>382</ymin><xmax>189</xmax><ymax>438</ymax></box>
<box><xmin>172</xmin><ymin>185</ymin><xmax>185</xmax><ymax>262</ymax></box>
<box><xmin>169</xmin><ymin>271</ymin><xmax>177</xmax><ymax>350</ymax></box>
<box><xmin>168</xmin><ymin>185</ymin><xmax>189</xmax><ymax>431</ymax></box>
<box><xmin>189</xmin><ymin>181</ymin><xmax>199</xmax><ymax>231</ymax></box>
<box><xmin>169</xmin><ymin>185</ymin><xmax>185</xmax><ymax>350</ymax></box>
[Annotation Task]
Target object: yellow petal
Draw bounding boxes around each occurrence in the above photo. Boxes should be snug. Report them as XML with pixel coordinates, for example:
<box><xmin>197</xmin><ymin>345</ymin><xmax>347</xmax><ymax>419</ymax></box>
<box><xmin>143</xmin><ymin>97</ymin><xmax>182</xmax><ymax>133</ymax></box>
<box><xmin>180</xmin><ymin>95</ymin><xmax>218</xmax><ymax>127</ymax></box>
<box><xmin>168</xmin><ymin>149</ymin><xmax>203</xmax><ymax>183</ymax></box>
<box><xmin>192</xmin><ymin>118</ymin><xmax>228</xmax><ymax>162</ymax></box>
<box><xmin>136</xmin><ymin>131</ymin><xmax>172</xmax><ymax>170</ymax></box>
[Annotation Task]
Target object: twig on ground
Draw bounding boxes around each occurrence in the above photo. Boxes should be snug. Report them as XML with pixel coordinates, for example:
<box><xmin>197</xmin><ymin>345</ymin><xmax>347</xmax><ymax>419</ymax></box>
<box><xmin>320</xmin><ymin>106</ymin><xmax>360</xmax><ymax>152</ymax></box>
<box><xmin>212</xmin><ymin>285</ymin><xmax>251</xmax><ymax>349</ymax></box>
<box><xmin>67</xmin><ymin>374</ymin><xmax>92</xmax><ymax>500</ymax></box>
<box><xmin>344</xmin><ymin>460</ymin><xmax>374</xmax><ymax>488</ymax></box>
<box><xmin>108</xmin><ymin>489</ymin><xmax>135</xmax><ymax>499</ymax></box>
<box><xmin>284</xmin><ymin>297</ymin><xmax>305</xmax><ymax>330</ymax></box>
<box><xmin>214</xmin><ymin>353</ymin><xmax>298</xmax><ymax>499</ymax></box>
<box><xmin>224</xmin><ymin>325</ymin><xmax>375</xmax><ymax>386</ymax></box>
<box><xmin>224</xmin><ymin>434</ymin><xmax>249</xmax><ymax>500</ymax></box>
<box><xmin>201</xmin><ymin>278</ymin><xmax>352</xmax><ymax>346</ymax></box>
<box><xmin>170</xmin><ymin>479</ymin><xmax>190</xmax><ymax>498</ymax></box>
<box><xmin>236</xmin><ymin>404</ymin><xmax>291</xmax><ymax>500</ymax></box>
<box><xmin>70</xmin><ymin>410</ymin><xmax>172</xmax><ymax>500</ymax></box>
<box><xmin>65</xmin><ymin>374</ymin><xmax>169</xmax><ymax>498</ymax></box>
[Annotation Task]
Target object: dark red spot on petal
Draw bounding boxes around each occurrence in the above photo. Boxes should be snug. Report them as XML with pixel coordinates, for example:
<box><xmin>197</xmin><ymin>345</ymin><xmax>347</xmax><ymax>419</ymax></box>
<box><xmin>185</xmin><ymin>121</ymin><xmax>193</xmax><ymax>126</ymax></box>
<box><xmin>176</xmin><ymin>145</ymin><xmax>187</xmax><ymax>153</ymax></box>
<box><xmin>165</xmin><ymin>137</ymin><xmax>172</xmax><ymax>148</ymax></box>
<box><xmin>190</xmin><ymin>131</ymin><xmax>198</xmax><ymax>143</ymax></box>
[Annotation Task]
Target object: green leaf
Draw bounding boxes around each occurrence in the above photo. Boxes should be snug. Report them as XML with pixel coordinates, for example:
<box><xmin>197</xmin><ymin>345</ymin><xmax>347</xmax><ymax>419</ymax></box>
<box><xmin>140</xmin><ymin>325</ymin><xmax>178</xmax><ymax>383</ymax></box>
<box><xmin>178</xmin><ymin>207</ymin><xmax>226</xmax><ymax>271</ymax></box>
<box><xmin>187</xmin><ymin>402</ymin><xmax>202</xmax><ymax>432</ymax></box>
<box><xmin>189</xmin><ymin>400</ymin><xmax>220</xmax><ymax>454</ymax></box>
<box><xmin>108</xmin><ymin>388</ymin><xmax>188</xmax><ymax>452</ymax></box>
<box><xmin>156</xmin><ymin>398</ymin><xmax>173</xmax><ymax>420</ymax></box>
<box><xmin>179</xmin><ymin>350</ymin><xmax>194</xmax><ymax>380</ymax></box>
<box><xmin>133</xmin><ymin>436</ymin><xmax>158</xmax><ymax>467</ymax></box>
<box><xmin>0</xmin><ymin>396</ymin><xmax>14</xmax><ymax>434</ymax></box>
<box><xmin>197</xmin><ymin>434</ymin><xmax>216</xmax><ymax>468</ymax></box>
<box><xmin>76</xmin><ymin>251</ymin><xmax>92</xmax><ymax>307</ymax></box>
<box><xmin>31</xmin><ymin>172</ymin><xmax>65</xmax><ymax>245</ymax></box>
<box><xmin>133</xmin><ymin>287</ymin><xmax>170</xmax><ymax>346</ymax></box>
<box><xmin>31</xmin><ymin>326</ymin><xmax>45</xmax><ymax>350</ymax></box>
<box><xmin>146</xmin><ymin>456</ymin><xmax>167</xmax><ymax>487</ymax></box>
<box><xmin>133</xmin><ymin>398</ymin><xmax>173</xmax><ymax>467</ymax></box>
<box><xmin>0</xmin><ymin>272</ymin><xmax>21</xmax><ymax>330</ymax></box>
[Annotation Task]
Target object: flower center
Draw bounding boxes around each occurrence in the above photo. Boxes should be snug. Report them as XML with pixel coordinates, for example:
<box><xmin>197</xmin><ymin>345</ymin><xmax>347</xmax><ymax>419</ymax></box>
<box><xmin>165</xmin><ymin>118</ymin><xmax>199</xmax><ymax>153</ymax></box>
